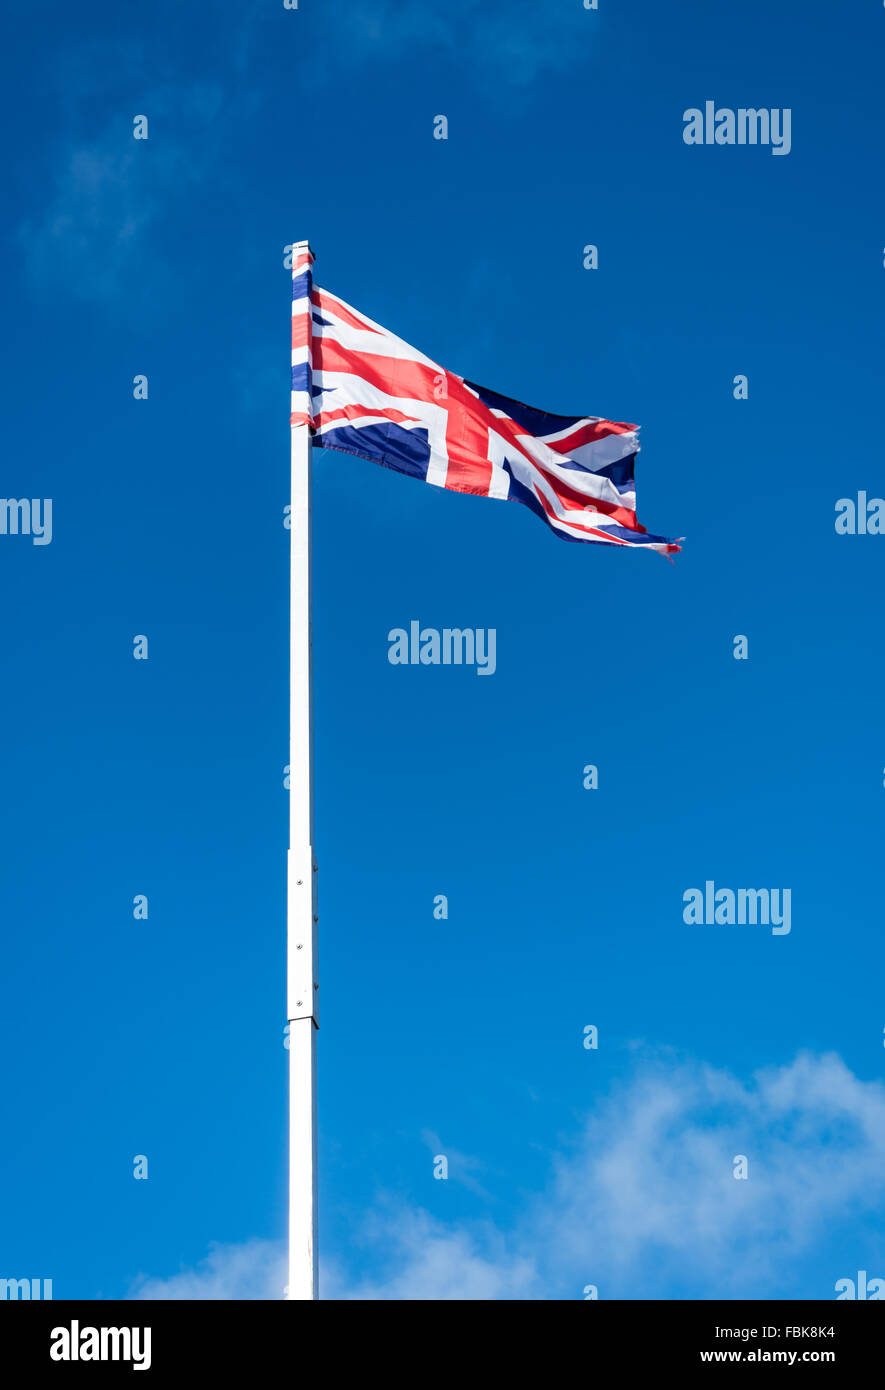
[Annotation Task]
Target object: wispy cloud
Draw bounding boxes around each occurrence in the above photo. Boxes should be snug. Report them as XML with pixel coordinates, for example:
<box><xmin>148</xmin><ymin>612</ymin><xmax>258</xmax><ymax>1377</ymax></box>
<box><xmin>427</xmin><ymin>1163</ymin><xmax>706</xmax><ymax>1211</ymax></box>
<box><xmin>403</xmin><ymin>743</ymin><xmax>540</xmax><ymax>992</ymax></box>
<box><xmin>324</xmin><ymin>1204</ymin><xmax>538</xmax><ymax>1300</ymax></box>
<box><xmin>18</xmin><ymin>2</ymin><xmax>595</xmax><ymax>307</ymax></box>
<box><xmin>540</xmin><ymin>1050</ymin><xmax>885</xmax><ymax>1296</ymax></box>
<box><xmin>17</xmin><ymin>40</ymin><xmax>245</xmax><ymax>305</ymax></box>
<box><xmin>130</xmin><ymin>1238</ymin><xmax>287</xmax><ymax>1301</ymax></box>
<box><xmin>420</xmin><ymin>1129</ymin><xmax>491</xmax><ymax>1199</ymax></box>
<box><xmin>129</xmin><ymin>1051</ymin><xmax>885</xmax><ymax>1300</ymax></box>
<box><xmin>317</xmin><ymin>0</ymin><xmax>595</xmax><ymax>89</ymax></box>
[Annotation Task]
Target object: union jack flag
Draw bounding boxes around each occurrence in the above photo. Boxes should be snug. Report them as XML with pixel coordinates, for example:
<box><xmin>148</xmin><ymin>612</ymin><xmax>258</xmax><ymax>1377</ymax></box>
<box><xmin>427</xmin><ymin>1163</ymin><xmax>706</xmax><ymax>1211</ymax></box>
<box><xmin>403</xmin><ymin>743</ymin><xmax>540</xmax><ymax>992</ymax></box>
<box><xmin>291</xmin><ymin>248</ymin><xmax>680</xmax><ymax>556</ymax></box>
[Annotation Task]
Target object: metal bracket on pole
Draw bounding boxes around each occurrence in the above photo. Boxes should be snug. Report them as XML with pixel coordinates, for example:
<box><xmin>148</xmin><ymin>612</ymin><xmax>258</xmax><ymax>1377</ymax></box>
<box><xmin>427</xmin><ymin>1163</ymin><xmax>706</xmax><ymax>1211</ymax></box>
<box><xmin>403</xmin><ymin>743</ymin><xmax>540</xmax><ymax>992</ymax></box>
<box><xmin>287</xmin><ymin>847</ymin><xmax>319</xmax><ymax>1025</ymax></box>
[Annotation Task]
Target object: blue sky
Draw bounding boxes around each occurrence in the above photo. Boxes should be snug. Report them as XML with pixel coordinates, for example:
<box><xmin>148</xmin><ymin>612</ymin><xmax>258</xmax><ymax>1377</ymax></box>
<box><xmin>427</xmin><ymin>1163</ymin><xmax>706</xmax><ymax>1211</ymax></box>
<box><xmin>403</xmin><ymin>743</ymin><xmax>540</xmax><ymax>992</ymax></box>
<box><xmin>2</xmin><ymin>0</ymin><xmax>885</xmax><ymax>1300</ymax></box>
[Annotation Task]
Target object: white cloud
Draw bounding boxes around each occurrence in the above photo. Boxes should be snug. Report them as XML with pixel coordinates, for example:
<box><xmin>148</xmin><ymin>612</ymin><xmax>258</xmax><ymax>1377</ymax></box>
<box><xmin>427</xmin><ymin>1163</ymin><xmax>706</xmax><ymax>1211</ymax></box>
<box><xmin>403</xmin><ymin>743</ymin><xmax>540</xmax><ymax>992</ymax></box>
<box><xmin>130</xmin><ymin>1239</ymin><xmax>286</xmax><ymax>1301</ymax></box>
<box><xmin>129</xmin><ymin>1051</ymin><xmax>885</xmax><ymax>1300</ymax></box>
<box><xmin>324</xmin><ymin>1205</ymin><xmax>538</xmax><ymax>1300</ymax></box>
<box><xmin>540</xmin><ymin>1050</ymin><xmax>885</xmax><ymax>1296</ymax></box>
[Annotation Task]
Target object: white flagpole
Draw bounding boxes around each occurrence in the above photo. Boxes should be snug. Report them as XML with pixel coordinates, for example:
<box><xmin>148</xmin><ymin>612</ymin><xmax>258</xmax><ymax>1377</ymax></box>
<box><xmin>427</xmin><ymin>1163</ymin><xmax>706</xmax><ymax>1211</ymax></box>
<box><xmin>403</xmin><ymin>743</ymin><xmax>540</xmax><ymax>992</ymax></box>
<box><xmin>288</xmin><ymin>239</ymin><xmax>319</xmax><ymax>1301</ymax></box>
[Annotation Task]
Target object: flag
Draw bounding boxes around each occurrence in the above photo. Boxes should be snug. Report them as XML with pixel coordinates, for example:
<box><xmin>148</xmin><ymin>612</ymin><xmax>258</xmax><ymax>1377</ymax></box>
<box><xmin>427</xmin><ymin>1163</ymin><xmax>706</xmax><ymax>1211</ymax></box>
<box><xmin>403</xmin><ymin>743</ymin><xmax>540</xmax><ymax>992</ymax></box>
<box><xmin>291</xmin><ymin>249</ymin><xmax>680</xmax><ymax>556</ymax></box>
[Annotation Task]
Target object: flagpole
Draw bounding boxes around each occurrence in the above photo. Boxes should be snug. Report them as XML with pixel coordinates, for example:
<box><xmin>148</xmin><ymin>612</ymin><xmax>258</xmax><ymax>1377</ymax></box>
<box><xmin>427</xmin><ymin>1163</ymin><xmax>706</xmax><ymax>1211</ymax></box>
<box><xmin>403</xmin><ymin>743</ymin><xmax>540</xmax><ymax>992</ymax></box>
<box><xmin>288</xmin><ymin>239</ymin><xmax>319</xmax><ymax>1301</ymax></box>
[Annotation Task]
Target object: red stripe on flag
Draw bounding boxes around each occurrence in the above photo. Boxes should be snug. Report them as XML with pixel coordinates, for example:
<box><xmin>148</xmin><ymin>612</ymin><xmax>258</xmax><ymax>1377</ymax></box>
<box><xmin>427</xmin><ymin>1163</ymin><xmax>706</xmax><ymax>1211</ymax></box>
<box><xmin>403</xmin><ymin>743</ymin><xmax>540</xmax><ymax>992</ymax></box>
<box><xmin>539</xmin><ymin>469</ymin><xmax>644</xmax><ymax>531</ymax></box>
<box><xmin>533</xmin><ymin>482</ymin><xmax>631</xmax><ymax>545</ymax></box>
<box><xmin>314</xmin><ymin>340</ymin><xmax>543</xmax><ymax>495</ymax></box>
<box><xmin>312</xmin><ymin>289</ymin><xmax>382</xmax><ymax>336</ymax></box>
<box><xmin>314</xmin><ymin>339</ymin><xmax>437</xmax><ymax>399</ymax></box>
<box><xmin>316</xmin><ymin>404</ymin><xmax>421</xmax><ymax>427</ymax></box>
<box><xmin>543</xmin><ymin>420</ymin><xmax>637</xmax><ymax>454</ymax></box>
<box><xmin>442</xmin><ymin>376</ymin><xmax>494</xmax><ymax>494</ymax></box>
